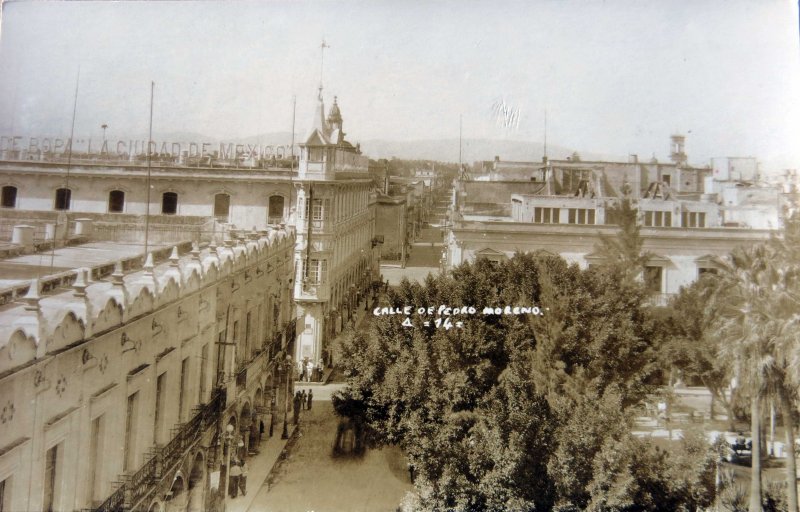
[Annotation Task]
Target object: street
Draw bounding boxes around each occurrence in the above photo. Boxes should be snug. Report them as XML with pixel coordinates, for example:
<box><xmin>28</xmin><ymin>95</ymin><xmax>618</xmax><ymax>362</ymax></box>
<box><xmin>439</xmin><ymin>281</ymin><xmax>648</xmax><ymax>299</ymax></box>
<box><xmin>245</xmin><ymin>384</ymin><xmax>412</xmax><ymax>512</ymax></box>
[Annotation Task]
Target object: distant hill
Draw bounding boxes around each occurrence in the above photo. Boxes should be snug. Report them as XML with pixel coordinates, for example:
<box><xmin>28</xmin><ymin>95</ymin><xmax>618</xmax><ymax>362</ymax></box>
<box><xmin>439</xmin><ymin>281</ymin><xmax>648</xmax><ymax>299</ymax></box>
<box><xmin>359</xmin><ymin>138</ymin><xmax>621</xmax><ymax>164</ymax></box>
<box><xmin>129</xmin><ymin>131</ymin><xmax>625</xmax><ymax>164</ymax></box>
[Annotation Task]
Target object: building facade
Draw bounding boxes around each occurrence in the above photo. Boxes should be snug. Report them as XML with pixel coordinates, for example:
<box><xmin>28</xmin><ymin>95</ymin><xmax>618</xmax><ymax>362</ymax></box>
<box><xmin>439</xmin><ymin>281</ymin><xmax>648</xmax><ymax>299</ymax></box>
<box><xmin>0</xmin><ymin>158</ymin><xmax>297</xmax><ymax>242</ymax></box>
<box><xmin>292</xmin><ymin>93</ymin><xmax>379</xmax><ymax>369</ymax></box>
<box><xmin>447</xmin><ymin>136</ymin><xmax>785</xmax><ymax>301</ymax></box>
<box><xmin>0</xmin><ymin>229</ymin><xmax>296</xmax><ymax>512</ymax></box>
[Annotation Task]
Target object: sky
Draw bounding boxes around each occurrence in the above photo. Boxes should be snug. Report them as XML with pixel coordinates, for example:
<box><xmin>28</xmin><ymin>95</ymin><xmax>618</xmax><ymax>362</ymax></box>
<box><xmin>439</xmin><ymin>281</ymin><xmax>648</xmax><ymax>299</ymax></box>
<box><xmin>0</xmin><ymin>0</ymin><xmax>798</xmax><ymax>169</ymax></box>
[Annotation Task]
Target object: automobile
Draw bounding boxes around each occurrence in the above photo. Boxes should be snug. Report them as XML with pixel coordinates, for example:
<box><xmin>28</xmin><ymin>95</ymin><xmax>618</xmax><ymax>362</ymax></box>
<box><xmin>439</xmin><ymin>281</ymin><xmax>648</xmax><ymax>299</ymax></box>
<box><xmin>708</xmin><ymin>431</ymin><xmax>752</xmax><ymax>462</ymax></box>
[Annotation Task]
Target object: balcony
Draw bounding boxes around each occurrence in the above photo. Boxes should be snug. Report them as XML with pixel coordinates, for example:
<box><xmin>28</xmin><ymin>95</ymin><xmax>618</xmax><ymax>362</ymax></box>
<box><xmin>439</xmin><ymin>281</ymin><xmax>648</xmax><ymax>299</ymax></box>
<box><xmin>94</xmin><ymin>390</ymin><xmax>226</xmax><ymax>512</ymax></box>
<box><xmin>295</xmin><ymin>278</ymin><xmax>329</xmax><ymax>301</ymax></box>
<box><xmin>646</xmin><ymin>292</ymin><xmax>674</xmax><ymax>307</ymax></box>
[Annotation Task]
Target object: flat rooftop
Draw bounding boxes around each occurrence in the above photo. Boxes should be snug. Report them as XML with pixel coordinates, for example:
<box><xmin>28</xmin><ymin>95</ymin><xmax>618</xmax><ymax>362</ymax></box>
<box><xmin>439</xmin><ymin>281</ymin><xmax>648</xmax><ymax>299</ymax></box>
<box><xmin>0</xmin><ymin>241</ymin><xmax>171</xmax><ymax>289</ymax></box>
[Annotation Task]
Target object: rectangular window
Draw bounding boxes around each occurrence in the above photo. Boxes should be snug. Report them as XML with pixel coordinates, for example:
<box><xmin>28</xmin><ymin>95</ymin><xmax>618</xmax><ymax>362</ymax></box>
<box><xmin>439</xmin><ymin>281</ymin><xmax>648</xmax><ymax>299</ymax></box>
<box><xmin>179</xmin><ymin>358</ymin><xmax>189</xmax><ymax>422</ymax></box>
<box><xmin>568</xmin><ymin>208</ymin><xmax>592</xmax><ymax>224</ymax></box>
<box><xmin>534</xmin><ymin>207</ymin><xmax>558</xmax><ymax>224</ymax></box>
<box><xmin>124</xmin><ymin>392</ymin><xmax>139</xmax><ymax>472</ymax></box>
<box><xmin>43</xmin><ymin>443</ymin><xmax>61</xmax><ymax>512</ymax></box>
<box><xmin>309</xmin><ymin>148</ymin><xmax>323</xmax><ymax>162</ymax></box>
<box><xmin>154</xmin><ymin>373</ymin><xmax>166</xmax><ymax>444</ymax></box>
<box><xmin>108</xmin><ymin>190</ymin><xmax>125</xmax><ymax>213</ymax></box>
<box><xmin>161</xmin><ymin>192</ymin><xmax>178</xmax><ymax>215</ymax></box>
<box><xmin>199</xmin><ymin>344</ymin><xmax>208</xmax><ymax>404</ymax></box>
<box><xmin>1</xmin><ymin>186</ymin><xmax>17</xmax><ymax>208</ymax></box>
<box><xmin>644</xmin><ymin>266</ymin><xmax>663</xmax><ymax>293</ymax></box>
<box><xmin>245</xmin><ymin>312</ymin><xmax>252</xmax><ymax>360</ymax></box>
<box><xmin>308</xmin><ymin>259</ymin><xmax>328</xmax><ymax>284</ymax></box>
<box><xmin>645</xmin><ymin>211</ymin><xmax>671</xmax><ymax>227</ymax></box>
<box><xmin>1</xmin><ymin>476</ymin><xmax>11</xmax><ymax>512</ymax></box>
<box><xmin>88</xmin><ymin>415</ymin><xmax>104</xmax><ymax>505</ymax></box>
<box><xmin>312</xmin><ymin>199</ymin><xmax>323</xmax><ymax>221</ymax></box>
<box><xmin>682</xmin><ymin>212</ymin><xmax>706</xmax><ymax>228</ymax></box>
<box><xmin>54</xmin><ymin>188</ymin><xmax>71</xmax><ymax>211</ymax></box>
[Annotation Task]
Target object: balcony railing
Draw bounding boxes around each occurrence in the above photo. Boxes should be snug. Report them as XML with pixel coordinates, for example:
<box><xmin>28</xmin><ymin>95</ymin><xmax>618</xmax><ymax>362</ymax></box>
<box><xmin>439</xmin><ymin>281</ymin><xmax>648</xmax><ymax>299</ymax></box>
<box><xmin>647</xmin><ymin>292</ymin><xmax>673</xmax><ymax>307</ymax></box>
<box><xmin>94</xmin><ymin>389</ymin><xmax>226</xmax><ymax>512</ymax></box>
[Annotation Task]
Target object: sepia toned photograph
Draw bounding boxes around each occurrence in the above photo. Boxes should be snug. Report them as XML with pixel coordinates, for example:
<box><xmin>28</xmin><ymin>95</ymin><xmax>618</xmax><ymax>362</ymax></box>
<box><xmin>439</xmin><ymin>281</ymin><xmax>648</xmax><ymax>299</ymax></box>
<box><xmin>0</xmin><ymin>1</ymin><xmax>799</xmax><ymax>511</ymax></box>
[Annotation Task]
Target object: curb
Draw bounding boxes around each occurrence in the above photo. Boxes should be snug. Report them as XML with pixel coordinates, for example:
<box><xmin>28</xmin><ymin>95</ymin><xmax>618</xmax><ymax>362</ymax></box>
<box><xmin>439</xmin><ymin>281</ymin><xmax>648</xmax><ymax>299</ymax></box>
<box><xmin>263</xmin><ymin>424</ymin><xmax>301</xmax><ymax>491</ymax></box>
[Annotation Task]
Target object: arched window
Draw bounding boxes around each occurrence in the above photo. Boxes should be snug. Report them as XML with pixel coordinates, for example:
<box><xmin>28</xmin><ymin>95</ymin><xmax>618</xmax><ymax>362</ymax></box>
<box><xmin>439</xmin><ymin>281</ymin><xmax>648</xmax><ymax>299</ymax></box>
<box><xmin>54</xmin><ymin>188</ymin><xmax>71</xmax><ymax>210</ymax></box>
<box><xmin>268</xmin><ymin>195</ymin><xmax>284</xmax><ymax>224</ymax></box>
<box><xmin>1</xmin><ymin>185</ymin><xmax>17</xmax><ymax>208</ymax></box>
<box><xmin>108</xmin><ymin>190</ymin><xmax>125</xmax><ymax>213</ymax></box>
<box><xmin>162</xmin><ymin>192</ymin><xmax>178</xmax><ymax>215</ymax></box>
<box><xmin>213</xmin><ymin>193</ymin><xmax>230</xmax><ymax>221</ymax></box>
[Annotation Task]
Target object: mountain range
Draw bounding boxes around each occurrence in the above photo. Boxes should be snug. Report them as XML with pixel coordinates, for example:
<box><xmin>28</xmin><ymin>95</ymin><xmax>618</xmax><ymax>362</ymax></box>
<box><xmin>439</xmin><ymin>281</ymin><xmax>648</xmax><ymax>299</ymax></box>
<box><xmin>149</xmin><ymin>131</ymin><xmax>621</xmax><ymax>164</ymax></box>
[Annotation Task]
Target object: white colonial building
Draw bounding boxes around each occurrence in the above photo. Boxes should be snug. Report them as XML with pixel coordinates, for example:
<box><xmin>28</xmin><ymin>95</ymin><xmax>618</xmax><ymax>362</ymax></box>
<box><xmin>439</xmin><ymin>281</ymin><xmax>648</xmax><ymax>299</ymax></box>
<box><xmin>292</xmin><ymin>92</ymin><xmax>379</xmax><ymax>368</ymax></box>
<box><xmin>0</xmin><ymin>229</ymin><xmax>296</xmax><ymax>512</ymax></box>
<box><xmin>447</xmin><ymin>136</ymin><xmax>785</xmax><ymax>302</ymax></box>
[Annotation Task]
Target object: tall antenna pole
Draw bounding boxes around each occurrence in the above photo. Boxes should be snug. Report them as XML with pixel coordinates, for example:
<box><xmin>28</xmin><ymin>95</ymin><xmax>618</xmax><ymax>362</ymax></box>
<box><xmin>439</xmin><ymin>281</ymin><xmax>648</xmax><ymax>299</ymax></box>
<box><xmin>459</xmin><ymin>115</ymin><xmax>462</xmax><ymax>172</ymax></box>
<box><xmin>543</xmin><ymin>109</ymin><xmax>548</xmax><ymax>160</ymax></box>
<box><xmin>144</xmin><ymin>81</ymin><xmax>154</xmax><ymax>255</ymax></box>
<box><xmin>289</xmin><ymin>95</ymin><xmax>296</xmax><ymax>220</ymax></box>
<box><xmin>49</xmin><ymin>66</ymin><xmax>80</xmax><ymax>274</ymax></box>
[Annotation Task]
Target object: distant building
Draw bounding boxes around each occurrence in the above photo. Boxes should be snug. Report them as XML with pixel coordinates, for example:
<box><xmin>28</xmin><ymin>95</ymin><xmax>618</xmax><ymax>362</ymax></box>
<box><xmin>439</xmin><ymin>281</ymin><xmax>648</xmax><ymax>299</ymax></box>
<box><xmin>445</xmin><ymin>135</ymin><xmax>786</xmax><ymax>302</ymax></box>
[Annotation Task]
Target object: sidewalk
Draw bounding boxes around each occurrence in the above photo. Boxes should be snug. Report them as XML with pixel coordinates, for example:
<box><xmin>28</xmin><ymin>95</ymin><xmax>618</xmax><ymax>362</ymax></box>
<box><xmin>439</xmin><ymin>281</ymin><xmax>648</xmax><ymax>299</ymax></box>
<box><xmin>294</xmin><ymin>302</ymin><xmax>372</xmax><ymax>387</ymax></box>
<box><xmin>225</xmin><ymin>423</ymin><xmax>298</xmax><ymax>512</ymax></box>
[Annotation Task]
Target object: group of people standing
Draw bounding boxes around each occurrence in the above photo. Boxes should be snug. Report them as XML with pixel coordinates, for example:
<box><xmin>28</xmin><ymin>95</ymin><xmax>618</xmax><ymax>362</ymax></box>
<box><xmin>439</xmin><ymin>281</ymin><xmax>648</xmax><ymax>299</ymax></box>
<box><xmin>227</xmin><ymin>459</ymin><xmax>249</xmax><ymax>499</ymax></box>
<box><xmin>300</xmin><ymin>358</ymin><xmax>325</xmax><ymax>382</ymax></box>
<box><xmin>292</xmin><ymin>389</ymin><xmax>313</xmax><ymax>424</ymax></box>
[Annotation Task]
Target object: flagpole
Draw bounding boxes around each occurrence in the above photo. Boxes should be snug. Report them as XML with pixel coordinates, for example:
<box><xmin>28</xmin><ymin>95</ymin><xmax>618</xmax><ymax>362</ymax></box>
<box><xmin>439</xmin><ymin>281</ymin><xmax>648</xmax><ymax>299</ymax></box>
<box><xmin>543</xmin><ymin>109</ymin><xmax>548</xmax><ymax>160</ymax></box>
<box><xmin>459</xmin><ymin>115</ymin><xmax>462</xmax><ymax>174</ymax></box>
<box><xmin>289</xmin><ymin>95</ymin><xmax>296</xmax><ymax>222</ymax></box>
<box><xmin>144</xmin><ymin>81</ymin><xmax>154</xmax><ymax>256</ymax></box>
<box><xmin>49</xmin><ymin>66</ymin><xmax>80</xmax><ymax>274</ymax></box>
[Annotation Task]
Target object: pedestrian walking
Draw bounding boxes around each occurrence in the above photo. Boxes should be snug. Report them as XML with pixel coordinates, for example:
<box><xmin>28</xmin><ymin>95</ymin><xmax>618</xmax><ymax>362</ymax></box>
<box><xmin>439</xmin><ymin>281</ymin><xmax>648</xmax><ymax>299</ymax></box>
<box><xmin>316</xmin><ymin>359</ymin><xmax>324</xmax><ymax>382</ymax></box>
<box><xmin>306</xmin><ymin>360</ymin><xmax>314</xmax><ymax>382</ymax></box>
<box><xmin>293</xmin><ymin>391</ymin><xmax>302</xmax><ymax>425</ymax></box>
<box><xmin>301</xmin><ymin>389</ymin><xmax>307</xmax><ymax>410</ymax></box>
<box><xmin>238</xmin><ymin>460</ymin><xmax>248</xmax><ymax>496</ymax></box>
<box><xmin>307</xmin><ymin>389</ymin><xmax>313</xmax><ymax>410</ymax></box>
<box><xmin>228</xmin><ymin>461</ymin><xmax>242</xmax><ymax>498</ymax></box>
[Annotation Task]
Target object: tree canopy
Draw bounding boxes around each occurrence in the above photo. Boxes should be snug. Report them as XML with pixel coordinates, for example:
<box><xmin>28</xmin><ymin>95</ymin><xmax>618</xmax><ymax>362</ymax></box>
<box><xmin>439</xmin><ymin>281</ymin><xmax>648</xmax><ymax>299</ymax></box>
<box><xmin>334</xmin><ymin>253</ymin><xmax>716</xmax><ymax>511</ymax></box>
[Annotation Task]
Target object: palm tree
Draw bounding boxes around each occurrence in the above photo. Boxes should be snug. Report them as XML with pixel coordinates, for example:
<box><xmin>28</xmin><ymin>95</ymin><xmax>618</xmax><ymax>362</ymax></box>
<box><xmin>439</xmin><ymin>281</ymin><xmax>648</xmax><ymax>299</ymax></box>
<box><xmin>711</xmin><ymin>244</ymin><xmax>781</xmax><ymax>512</ymax></box>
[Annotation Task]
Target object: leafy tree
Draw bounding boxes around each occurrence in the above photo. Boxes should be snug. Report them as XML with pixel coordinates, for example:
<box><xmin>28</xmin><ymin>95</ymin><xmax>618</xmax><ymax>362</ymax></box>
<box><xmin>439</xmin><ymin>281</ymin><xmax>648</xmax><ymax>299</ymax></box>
<box><xmin>662</xmin><ymin>277</ymin><xmax>739</xmax><ymax>430</ymax></box>
<box><xmin>336</xmin><ymin>253</ymin><xmax>713</xmax><ymax>511</ymax></box>
<box><xmin>596</xmin><ymin>195</ymin><xmax>651</xmax><ymax>281</ymax></box>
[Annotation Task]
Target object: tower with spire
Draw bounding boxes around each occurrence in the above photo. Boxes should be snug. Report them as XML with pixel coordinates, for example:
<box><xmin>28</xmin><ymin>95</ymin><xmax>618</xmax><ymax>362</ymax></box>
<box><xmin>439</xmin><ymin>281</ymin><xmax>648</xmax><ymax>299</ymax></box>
<box><xmin>292</xmin><ymin>51</ymin><xmax>373</xmax><ymax>369</ymax></box>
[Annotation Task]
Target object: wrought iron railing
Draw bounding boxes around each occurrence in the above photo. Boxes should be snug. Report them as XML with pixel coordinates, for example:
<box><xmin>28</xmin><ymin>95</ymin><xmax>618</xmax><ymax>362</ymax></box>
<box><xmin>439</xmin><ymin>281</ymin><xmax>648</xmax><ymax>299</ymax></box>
<box><xmin>94</xmin><ymin>389</ymin><xmax>225</xmax><ymax>512</ymax></box>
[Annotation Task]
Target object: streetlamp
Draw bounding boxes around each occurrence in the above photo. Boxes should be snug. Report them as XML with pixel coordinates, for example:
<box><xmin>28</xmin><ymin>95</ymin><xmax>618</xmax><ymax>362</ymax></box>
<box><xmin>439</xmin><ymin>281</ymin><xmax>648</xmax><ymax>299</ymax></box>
<box><xmin>269</xmin><ymin>393</ymin><xmax>276</xmax><ymax>437</ymax></box>
<box><xmin>281</xmin><ymin>354</ymin><xmax>292</xmax><ymax>439</ymax></box>
<box><xmin>222</xmin><ymin>423</ymin><xmax>235</xmax><ymax>499</ymax></box>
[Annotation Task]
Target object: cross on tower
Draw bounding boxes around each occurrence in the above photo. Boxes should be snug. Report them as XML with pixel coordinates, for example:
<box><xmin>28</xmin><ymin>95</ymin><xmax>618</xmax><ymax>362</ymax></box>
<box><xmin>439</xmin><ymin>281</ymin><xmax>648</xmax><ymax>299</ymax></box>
<box><xmin>319</xmin><ymin>39</ymin><xmax>330</xmax><ymax>99</ymax></box>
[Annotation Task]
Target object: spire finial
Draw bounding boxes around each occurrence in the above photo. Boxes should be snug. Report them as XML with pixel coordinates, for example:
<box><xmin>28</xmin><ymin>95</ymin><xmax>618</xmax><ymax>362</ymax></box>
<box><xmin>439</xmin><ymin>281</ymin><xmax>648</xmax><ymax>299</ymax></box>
<box><xmin>319</xmin><ymin>39</ymin><xmax>330</xmax><ymax>98</ymax></box>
